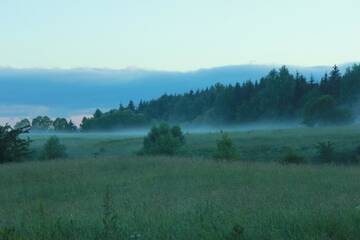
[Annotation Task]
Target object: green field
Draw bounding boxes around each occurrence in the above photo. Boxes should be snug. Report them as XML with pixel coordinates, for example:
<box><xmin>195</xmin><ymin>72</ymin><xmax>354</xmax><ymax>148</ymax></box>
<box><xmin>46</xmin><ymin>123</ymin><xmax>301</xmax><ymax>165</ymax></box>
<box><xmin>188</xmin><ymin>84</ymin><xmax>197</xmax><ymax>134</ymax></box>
<box><xmin>28</xmin><ymin>125</ymin><xmax>360</xmax><ymax>162</ymax></box>
<box><xmin>1</xmin><ymin>125</ymin><xmax>360</xmax><ymax>239</ymax></box>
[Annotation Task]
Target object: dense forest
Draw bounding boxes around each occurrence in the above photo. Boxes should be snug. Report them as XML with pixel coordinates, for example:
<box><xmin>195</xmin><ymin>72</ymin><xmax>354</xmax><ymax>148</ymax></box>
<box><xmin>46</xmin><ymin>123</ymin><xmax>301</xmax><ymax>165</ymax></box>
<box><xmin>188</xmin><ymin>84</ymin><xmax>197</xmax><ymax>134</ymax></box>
<box><xmin>14</xmin><ymin>65</ymin><xmax>360</xmax><ymax>131</ymax></box>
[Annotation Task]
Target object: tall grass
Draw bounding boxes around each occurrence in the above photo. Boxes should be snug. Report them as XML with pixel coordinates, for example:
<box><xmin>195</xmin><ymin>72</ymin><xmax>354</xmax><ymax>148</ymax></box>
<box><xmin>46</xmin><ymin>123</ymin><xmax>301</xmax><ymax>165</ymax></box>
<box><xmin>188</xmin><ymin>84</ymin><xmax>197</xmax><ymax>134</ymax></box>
<box><xmin>1</xmin><ymin>156</ymin><xmax>360</xmax><ymax>239</ymax></box>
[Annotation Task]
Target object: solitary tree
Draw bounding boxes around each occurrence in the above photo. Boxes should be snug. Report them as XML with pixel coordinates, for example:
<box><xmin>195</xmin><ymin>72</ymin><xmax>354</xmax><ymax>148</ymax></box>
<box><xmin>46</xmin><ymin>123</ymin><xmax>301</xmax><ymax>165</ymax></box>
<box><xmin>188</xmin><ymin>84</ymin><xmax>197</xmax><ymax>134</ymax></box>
<box><xmin>41</xmin><ymin>136</ymin><xmax>67</xmax><ymax>160</ymax></box>
<box><xmin>214</xmin><ymin>133</ymin><xmax>237</xmax><ymax>160</ymax></box>
<box><xmin>141</xmin><ymin>123</ymin><xmax>185</xmax><ymax>155</ymax></box>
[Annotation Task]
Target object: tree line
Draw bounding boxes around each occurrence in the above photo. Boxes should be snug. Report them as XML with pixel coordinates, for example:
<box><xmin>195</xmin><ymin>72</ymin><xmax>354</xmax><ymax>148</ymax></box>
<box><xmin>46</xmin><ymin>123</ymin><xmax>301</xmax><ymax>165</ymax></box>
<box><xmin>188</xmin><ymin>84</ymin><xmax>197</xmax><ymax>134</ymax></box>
<box><xmin>79</xmin><ymin>65</ymin><xmax>360</xmax><ymax>130</ymax></box>
<box><xmin>13</xmin><ymin>64</ymin><xmax>360</xmax><ymax>131</ymax></box>
<box><xmin>14</xmin><ymin>117</ymin><xmax>77</xmax><ymax>132</ymax></box>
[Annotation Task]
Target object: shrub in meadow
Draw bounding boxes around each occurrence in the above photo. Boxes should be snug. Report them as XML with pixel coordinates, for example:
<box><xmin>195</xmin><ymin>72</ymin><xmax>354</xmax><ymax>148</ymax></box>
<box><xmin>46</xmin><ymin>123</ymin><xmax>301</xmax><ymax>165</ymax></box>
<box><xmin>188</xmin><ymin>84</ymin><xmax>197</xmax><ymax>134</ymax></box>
<box><xmin>41</xmin><ymin>136</ymin><xmax>67</xmax><ymax>160</ymax></box>
<box><xmin>214</xmin><ymin>133</ymin><xmax>237</xmax><ymax>161</ymax></box>
<box><xmin>140</xmin><ymin>123</ymin><xmax>185</xmax><ymax>155</ymax></box>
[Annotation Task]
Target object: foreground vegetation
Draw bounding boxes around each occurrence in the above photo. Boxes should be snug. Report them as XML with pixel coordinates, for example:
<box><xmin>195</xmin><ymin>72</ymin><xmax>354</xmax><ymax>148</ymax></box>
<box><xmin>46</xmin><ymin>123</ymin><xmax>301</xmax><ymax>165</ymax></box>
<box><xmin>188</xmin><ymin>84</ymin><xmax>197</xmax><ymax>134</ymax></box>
<box><xmin>1</xmin><ymin>157</ymin><xmax>360</xmax><ymax>240</ymax></box>
<box><xmin>1</xmin><ymin>125</ymin><xmax>360</xmax><ymax>239</ymax></box>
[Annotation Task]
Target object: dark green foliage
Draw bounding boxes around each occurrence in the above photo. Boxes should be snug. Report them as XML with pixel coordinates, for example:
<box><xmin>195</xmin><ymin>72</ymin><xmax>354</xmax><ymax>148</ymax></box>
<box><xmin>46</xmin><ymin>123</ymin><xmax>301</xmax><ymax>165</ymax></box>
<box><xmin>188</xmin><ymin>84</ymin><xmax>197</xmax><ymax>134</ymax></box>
<box><xmin>126</xmin><ymin>100</ymin><xmax>136</xmax><ymax>112</ymax></box>
<box><xmin>53</xmin><ymin>118</ymin><xmax>77</xmax><ymax>132</ymax></box>
<box><xmin>41</xmin><ymin>136</ymin><xmax>67</xmax><ymax>160</ymax></box>
<box><xmin>170</xmin><ymin>125</ymin><xmax>185</xmax><ymax>144</ymax></box>
<box><xmin>94</xmin><ymin>109</ymin><xmax>103</xmax><ymax>118</ymax></box>
<box><xmin>14</xmin><ymin>118</ymin><xmax>31</xmax><ymax>130</ymax></box>
<box><xmin>27</xmin><ymin>116</ymin><xmax>77</xmax><ymax>132</ymax></box>
<box><xmin>31</xmin><ymin>116</ymin><xmax>53</xmax><ymax>131</ymax></box>
<box><xmin>303</xmin><ymin>95</ymin><xmax>353</xmax><ymax>126</ymax></box>
<box><xmin>136</xmin><ymin>65</ymin><xmax>358</xmax><ymax>125</ymax></box>
<box><xmin>140</xmin><ymin>123</ymin><xmax>185</xmax><ymax>155</ymax></box>
<box><xmin>316</xmin><ymin>141</ymin><xmax>336</xmax><ymax>164</ymax></box>
<box><xmin>77</xmin><ymin>64</ymin><xmax>360</xmax><ymax>130</ymax></box>
<box><xmin>81</xmin><ymin>109</ymin><xmax>147</xmax><ymax>131</ymax></box>
<box><xmin>0</xmin><ymin>125</ymin><xmax>31</xmax><ymax>163</ymax></box>
<box><xmin>320</xmin><ymin>65</ymin><xmax>342</xmax><ymax>98</ymax></box>
<box><xmin>214</xmin><ymin>133</ymin><xmax>237</xmax><ymax>160</ymax></box>
<box><xmin>280</xmin><ymin>148</ymin><xmax>305</xmax><ymax>165</ymax></box>
<box><xmin>341</xmin><ymin>65</ymin><xmax>360</xmax><ymax>103</ymax></box>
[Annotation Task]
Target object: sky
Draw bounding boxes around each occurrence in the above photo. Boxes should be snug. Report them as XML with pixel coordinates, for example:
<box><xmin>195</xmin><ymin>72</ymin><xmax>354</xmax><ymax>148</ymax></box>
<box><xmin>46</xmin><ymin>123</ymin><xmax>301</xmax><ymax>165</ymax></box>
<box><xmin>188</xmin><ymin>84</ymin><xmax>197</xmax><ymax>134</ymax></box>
<box><xmin>0</xmin><ymin>0</ymin><xmax>359</xmax><ymax>71</ymax></box>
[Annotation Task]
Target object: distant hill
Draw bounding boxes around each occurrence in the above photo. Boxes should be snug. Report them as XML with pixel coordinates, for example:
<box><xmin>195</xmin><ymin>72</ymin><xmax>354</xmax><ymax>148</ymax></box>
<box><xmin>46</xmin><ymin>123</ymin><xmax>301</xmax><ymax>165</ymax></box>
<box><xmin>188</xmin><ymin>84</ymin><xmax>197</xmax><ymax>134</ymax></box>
<box><xmin>0</xmin><ymin>63</ymin><xmax>355</xmax><ymax>124</ymax></box>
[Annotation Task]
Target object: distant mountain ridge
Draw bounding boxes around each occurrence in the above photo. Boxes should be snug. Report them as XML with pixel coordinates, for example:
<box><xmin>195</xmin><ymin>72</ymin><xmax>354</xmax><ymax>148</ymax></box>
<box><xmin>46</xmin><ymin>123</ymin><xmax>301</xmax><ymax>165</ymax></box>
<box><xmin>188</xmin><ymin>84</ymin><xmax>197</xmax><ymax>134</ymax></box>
<box><xmin>0</xmin><ymin>63</ymin><xmax>356</xmax><ymax>123</ymax></box>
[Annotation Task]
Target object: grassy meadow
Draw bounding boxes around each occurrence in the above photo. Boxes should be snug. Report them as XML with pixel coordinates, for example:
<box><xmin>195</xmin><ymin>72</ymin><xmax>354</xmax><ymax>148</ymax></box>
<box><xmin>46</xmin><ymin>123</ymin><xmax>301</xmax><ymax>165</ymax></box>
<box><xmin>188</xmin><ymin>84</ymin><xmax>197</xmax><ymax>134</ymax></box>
<box><xmin>1</xmin><ymin>125</ymin><xmax>360</xmax><ymax>239</ymax></box>
<box><xmin>28</xmin><ymin>124</ymin><xmax>360</xmax><ymax>162</ymax></box>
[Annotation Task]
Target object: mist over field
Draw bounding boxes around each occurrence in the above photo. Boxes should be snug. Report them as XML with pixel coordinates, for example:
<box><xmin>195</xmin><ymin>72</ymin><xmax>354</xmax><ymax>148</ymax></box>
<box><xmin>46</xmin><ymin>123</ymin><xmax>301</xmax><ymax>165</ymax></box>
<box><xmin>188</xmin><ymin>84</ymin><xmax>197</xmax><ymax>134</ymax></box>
<box><xmin>24</xmin><ymin>122</ymin><xmax>304</xmax><ymax>141</ymax></box>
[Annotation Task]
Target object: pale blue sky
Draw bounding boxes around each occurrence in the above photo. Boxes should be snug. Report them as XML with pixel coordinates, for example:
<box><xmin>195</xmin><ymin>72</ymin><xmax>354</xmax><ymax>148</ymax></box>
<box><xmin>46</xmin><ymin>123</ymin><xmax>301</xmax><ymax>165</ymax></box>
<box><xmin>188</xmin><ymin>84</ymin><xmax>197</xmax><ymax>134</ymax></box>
<box><xmin>0</xmin><ymin>0</ymin><xmax>359</xmax><ymax>71</ymax></box>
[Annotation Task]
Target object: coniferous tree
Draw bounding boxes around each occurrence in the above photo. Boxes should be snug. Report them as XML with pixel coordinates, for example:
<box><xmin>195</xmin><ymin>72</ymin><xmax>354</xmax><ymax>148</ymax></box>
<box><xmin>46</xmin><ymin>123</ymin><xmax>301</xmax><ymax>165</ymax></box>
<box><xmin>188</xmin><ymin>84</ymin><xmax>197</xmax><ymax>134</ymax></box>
<box><xmin>327</xmin><ymin>65</ymin><xmax>341</xmax><ymax>98</ymax></box>
<box><xmin>127</xmin><ymin>100</ymin><xmax>136</xmax><ymax>112</ymax></box>
<box><xmin>94</xmin><ymin>109</ymin><xmax>103</xmax><ymax>118</ymax></box>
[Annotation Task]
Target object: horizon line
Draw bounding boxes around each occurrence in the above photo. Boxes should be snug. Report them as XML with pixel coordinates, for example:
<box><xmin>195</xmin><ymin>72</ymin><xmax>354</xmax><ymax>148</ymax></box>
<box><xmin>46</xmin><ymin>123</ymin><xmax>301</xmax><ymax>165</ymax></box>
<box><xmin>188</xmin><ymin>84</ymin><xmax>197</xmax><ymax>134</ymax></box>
<box><xmin>0</xmin><ymin>61</ymin><xmax>358</xmax><ymax>73</ymax></box>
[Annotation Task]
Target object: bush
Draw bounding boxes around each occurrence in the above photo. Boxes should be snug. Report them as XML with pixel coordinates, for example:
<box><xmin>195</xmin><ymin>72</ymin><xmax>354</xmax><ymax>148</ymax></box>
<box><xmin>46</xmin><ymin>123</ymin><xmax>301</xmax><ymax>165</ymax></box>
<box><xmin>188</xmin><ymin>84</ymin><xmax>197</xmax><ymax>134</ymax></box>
<box><xmin>280</xmin><ymin>148</ymin><xmax>305</xmax><ymax>165</ymax></box>
<box><xmin>214</xmin><ymin>133</ymin><xmax>237</xmax><ymax>160</ymax></box>
<box><xmin>140</xmin><ymin>123</ymin><xmax>185</xmax><ymax>155</ymax></box>
<box><xmin>41</xmin><ymin>136</ymin><xmax>67</xmax><ymax>160</ymax></box>
<box><xmin>316</xmin><ymin>141</ymin><xmax>335</xmax><ymax>164</ymax></box>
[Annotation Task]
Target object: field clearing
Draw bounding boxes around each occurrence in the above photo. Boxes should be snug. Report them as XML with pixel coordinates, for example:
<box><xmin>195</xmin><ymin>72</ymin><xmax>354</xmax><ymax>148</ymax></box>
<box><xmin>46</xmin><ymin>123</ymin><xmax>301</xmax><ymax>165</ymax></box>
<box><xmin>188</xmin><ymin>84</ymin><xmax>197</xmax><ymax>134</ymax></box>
<box><xmin>28</xmin><ymin>124</ymin><xmax>360</xmax><ymax>162</ymax></box>
<box><xmin>1</xmin><ymin>125</ymin><xmax>360</xmax><ymax>239</ymax></box>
